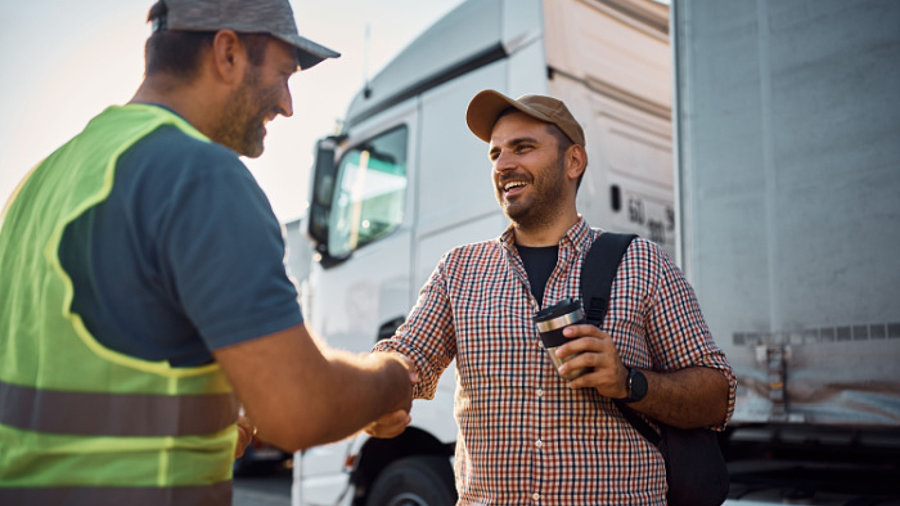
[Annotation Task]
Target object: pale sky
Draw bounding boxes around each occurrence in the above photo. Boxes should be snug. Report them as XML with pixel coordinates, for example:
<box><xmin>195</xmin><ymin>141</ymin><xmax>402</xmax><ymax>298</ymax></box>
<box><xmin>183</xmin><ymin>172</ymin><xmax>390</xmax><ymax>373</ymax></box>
<box><xmin>0</xmin><ymin>0</ymin><xmax>466</xmax><ymax>223</ymax></box>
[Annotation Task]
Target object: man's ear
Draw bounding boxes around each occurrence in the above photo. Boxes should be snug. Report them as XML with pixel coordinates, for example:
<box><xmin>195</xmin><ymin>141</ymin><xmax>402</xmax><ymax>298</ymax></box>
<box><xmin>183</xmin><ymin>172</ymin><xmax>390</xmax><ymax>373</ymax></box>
<box><xmin>565</xmin><ymin>144</ymin><xmax>587</xmax><ymax>182</ymax></box>
<box><xmin>210</xmin><ymin>29</ymin><xmax>246</xmax><ymax>85</ymax></box>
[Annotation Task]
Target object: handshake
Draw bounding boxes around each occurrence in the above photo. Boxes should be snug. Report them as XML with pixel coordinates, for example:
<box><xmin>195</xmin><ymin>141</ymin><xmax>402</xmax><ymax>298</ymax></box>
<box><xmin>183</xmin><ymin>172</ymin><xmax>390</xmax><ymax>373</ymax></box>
<box><xmin>363</xmin><ymin>353</ymin><xmax>419</xmax><ymax>439</ymax></box>
<box><xmin>232</xmin><ymin>344</ymin><xmax>420</xmax><ymax>458</ymax></box>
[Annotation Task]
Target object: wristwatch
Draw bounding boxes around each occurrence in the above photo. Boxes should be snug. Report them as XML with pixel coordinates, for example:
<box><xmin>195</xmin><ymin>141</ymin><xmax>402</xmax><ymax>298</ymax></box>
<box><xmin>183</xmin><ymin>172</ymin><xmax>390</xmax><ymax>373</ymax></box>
<box><xmin>622</xmin><ymin>367</ymin><xmax>648</xmax><ymax>403</ymax></box>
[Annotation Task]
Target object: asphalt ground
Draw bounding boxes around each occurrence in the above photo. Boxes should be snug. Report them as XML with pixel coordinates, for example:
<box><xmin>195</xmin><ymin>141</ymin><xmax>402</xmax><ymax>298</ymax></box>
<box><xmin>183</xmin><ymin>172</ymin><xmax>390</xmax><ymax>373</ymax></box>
<box><xmin>233</xmin><ymin>464</ymin><xmax>292</xmax><ymax>506</ymax></box>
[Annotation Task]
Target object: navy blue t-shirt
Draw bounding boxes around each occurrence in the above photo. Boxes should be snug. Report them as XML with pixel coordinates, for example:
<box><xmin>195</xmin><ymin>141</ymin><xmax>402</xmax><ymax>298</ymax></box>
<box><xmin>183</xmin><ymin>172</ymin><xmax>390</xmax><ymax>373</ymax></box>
<box><xmin>59</xmin><ymin>118</ymin><xmax>303</xmax><ymax>366</ymax></box>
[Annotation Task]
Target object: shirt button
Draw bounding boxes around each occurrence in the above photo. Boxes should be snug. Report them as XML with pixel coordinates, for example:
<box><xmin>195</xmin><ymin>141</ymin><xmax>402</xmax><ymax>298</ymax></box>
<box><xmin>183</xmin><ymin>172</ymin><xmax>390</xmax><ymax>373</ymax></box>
<box><xmin>533</xmin><ymin>492</ymin><xmax>541</xmax><ymax>501</ymax></box>
<box><xmin>536</xmin><ymin>389</ymin><xmax>544</xmax><ymax>397</ymax></box>
<box><xmin>535</xmin><ymin>439</ymin><xmax>543</xmax><ymax>449</ymax></box>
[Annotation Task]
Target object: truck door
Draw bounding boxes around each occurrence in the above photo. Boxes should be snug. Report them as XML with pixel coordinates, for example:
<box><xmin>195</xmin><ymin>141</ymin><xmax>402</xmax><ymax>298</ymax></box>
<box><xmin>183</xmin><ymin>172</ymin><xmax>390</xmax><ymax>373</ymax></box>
<box><xmin>300</xmin><ymin>101</ymin><xmax>418</xmax><ymax>505</ymax></box>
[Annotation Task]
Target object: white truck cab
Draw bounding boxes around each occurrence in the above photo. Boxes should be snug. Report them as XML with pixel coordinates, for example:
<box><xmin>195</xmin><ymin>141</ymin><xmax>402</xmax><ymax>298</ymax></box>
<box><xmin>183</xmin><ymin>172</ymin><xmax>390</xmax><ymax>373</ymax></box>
<box><xmin>294</xmin><ymin>0</ymin><xmax>672</xmax><ymax>504</ymax></box>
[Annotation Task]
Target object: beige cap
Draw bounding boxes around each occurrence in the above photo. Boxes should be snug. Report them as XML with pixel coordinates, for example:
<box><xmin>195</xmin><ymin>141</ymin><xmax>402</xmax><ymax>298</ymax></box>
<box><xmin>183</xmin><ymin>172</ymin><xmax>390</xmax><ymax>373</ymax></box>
<box><xmin>466</xmin><ymin>89</ymin><xmax>585</xmax><ymax>146</ymax></box>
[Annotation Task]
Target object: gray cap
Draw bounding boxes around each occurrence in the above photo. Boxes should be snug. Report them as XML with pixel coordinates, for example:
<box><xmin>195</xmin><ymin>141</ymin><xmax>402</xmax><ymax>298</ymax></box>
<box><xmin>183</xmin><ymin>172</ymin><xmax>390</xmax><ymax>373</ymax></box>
<box><xmin>154</xmin><ymin>0</ymin><xmax>340</xmax><ymax>70</ymax></box>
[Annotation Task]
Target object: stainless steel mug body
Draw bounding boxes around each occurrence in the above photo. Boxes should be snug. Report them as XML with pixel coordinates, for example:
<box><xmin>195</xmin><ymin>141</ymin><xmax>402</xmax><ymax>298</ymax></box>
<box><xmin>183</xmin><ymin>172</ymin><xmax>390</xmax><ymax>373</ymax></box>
<box><xmin>533</xmin><ymin>298</ymin><xmax>588</xmax><ymax>380</ymax></box>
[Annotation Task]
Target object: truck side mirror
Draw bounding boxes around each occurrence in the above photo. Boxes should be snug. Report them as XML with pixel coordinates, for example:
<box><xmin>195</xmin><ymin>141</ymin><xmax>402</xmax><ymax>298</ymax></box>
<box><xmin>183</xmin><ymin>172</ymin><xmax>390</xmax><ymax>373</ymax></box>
<box><xmin>307</xmin><ymin>136</ymin><xmax>342</xmax><ymax>251</ymax></box>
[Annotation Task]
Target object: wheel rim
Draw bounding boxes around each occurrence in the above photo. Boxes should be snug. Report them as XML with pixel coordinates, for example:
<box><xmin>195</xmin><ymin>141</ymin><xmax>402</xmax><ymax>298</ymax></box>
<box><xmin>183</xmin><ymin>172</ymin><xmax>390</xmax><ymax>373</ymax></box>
<box><xmin>385</xmin><ymin>492</ymin><xmax>430</xmax><ymax>506</ymax></box>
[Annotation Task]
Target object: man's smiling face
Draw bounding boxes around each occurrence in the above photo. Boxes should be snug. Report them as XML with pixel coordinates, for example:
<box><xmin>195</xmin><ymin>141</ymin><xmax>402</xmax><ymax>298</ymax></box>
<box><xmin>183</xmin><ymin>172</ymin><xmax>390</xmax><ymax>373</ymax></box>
<box><xmin>488</xmin><ymin>111</ymin><xmax>568</xmax><ymax>230</ymax></box>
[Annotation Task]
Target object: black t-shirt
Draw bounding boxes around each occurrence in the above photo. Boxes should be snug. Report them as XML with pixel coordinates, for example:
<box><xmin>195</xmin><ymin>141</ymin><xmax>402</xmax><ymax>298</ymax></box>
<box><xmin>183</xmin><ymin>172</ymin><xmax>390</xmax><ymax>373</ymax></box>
<box><xmin>517</xmin><ymin>244</ymin><xmax>559</xmax><ymax>307</ymax></box>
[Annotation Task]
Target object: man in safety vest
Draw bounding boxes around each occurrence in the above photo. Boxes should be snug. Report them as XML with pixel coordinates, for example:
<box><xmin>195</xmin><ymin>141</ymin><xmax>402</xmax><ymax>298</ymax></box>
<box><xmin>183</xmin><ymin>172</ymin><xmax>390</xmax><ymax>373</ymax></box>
<box><xmin>0</xmin><ymin>1</ymin><xmax>414</xmax><ymax>504</ymax></box>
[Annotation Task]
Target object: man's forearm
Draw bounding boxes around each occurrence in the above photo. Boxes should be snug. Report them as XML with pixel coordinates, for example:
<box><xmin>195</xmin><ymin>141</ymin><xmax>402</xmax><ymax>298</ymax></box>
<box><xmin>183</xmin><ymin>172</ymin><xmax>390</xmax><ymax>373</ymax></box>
<box><xmin>214</xmin><ymin>325</ymin><xmax>412</xmax><ymax>452</ymax></box>
<box><xmin>553</xmin><ymin>325</ymin><xmax>731</xmax><ymax>429</ymax></box>
<box><xmin>316</xmin><ymin>351</ymin><xmax>413</xmax><ymax>440</ymax></box>
<box><xmin>627</xmin><ymin>366</ymin><xmax>729</xmax><ymax>429</ymax></box>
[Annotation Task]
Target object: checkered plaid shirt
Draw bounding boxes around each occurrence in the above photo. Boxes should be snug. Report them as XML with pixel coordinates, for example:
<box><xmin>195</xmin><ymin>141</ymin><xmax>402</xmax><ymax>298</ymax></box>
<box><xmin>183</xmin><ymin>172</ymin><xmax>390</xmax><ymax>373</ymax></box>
<box><xmin>374</xmin><ymin>218</ymin><xmax>736</xmax><ymax>505</ymax></box>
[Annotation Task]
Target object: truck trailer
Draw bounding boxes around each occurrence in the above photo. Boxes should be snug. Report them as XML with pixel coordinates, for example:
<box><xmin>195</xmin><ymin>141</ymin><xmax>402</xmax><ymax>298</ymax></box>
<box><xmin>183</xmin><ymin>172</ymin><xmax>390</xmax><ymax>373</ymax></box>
<box><xmin>674</xmin><ymin>0</ymin><xmax>900</xmax><ymax>504</ymax></box>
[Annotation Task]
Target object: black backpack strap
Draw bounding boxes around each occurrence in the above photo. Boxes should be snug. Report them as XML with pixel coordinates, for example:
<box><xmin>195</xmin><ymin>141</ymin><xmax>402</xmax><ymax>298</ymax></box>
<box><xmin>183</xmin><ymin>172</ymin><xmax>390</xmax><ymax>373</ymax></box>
<box><xmin>580</xmin><ymin>232</ymin><xmax>637</xmax><ymax>327</ymax></box>
<box><xmin>580</xmin><ymin>232</ymin><xmax>662</xmax><ymax>447</ymax></box>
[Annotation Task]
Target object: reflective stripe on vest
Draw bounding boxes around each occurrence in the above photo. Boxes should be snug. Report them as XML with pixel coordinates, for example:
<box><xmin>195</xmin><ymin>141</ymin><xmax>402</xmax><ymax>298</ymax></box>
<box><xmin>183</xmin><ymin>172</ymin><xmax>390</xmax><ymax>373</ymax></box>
<box><xmin>0</xmin><ymin>379</ymin><xmax>239</xmax><ymax>436</ymax></box>
<box><xmin>0</xmin><ymin>482</ymin><xmax>232</xmax><ymax>506</ymax></box>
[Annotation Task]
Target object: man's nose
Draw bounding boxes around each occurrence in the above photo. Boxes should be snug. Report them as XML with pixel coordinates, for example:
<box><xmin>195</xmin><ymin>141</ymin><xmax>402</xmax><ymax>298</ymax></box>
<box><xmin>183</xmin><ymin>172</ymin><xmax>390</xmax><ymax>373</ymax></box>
<box><xmin>493</xmin><ymin>151</ymin><xmax>515</xmax><ymax>174</ymax></box>
<box><xmin>278</xmin><ymin>83</ymin><xmax>293</xmax><ymax>118</ymax></box>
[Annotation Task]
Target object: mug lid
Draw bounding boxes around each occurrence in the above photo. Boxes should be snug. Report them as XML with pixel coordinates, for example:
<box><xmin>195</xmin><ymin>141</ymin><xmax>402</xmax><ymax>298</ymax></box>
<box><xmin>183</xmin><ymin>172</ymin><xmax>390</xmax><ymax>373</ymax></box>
<box><xmin>532</xmin><ymin>297</ymin><xmax>582</xmax><ymax>323</ymax></box>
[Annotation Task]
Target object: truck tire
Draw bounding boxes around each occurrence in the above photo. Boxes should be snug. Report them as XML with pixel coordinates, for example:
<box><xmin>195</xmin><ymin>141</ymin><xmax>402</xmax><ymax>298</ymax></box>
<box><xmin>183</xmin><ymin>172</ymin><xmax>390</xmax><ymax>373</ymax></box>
<box><xmin>365</xmin><ymin>455</ymin><xmax>457</xmax><ymax>506</ymax></box>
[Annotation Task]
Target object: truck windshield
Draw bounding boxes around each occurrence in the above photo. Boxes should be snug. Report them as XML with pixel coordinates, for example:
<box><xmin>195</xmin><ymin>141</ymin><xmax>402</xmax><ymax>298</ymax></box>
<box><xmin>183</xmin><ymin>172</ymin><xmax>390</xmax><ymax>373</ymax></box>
<box><xmin>328</xmin><ymin>126</ymin><xmax>409</xmax><ymax>258</ymax></box>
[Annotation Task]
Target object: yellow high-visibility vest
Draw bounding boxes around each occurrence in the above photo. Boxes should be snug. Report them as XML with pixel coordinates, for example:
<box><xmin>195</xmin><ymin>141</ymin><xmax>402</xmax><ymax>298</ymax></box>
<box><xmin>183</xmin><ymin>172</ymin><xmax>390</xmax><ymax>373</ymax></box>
<box><xmin>0</xmin><ymin>104</ymin><xmax>239</xmax><ymax>506</ymax></box>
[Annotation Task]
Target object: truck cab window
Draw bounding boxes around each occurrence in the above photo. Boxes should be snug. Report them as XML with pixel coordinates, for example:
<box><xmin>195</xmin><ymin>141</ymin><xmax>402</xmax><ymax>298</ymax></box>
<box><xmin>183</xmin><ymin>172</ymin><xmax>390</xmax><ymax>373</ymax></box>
<box><xmin>328</xmin><ymin>126</ymin><xmax>408</xmax><ymax>258</ymax></box>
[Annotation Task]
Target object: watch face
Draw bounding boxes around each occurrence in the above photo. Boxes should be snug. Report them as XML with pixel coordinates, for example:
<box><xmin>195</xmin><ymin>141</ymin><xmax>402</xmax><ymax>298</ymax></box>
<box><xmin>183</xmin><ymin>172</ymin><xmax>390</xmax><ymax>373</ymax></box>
<box><xmin>629</xmin><ymin>368</ymin><xmax>648</xmax><ymax>402</ymax></box>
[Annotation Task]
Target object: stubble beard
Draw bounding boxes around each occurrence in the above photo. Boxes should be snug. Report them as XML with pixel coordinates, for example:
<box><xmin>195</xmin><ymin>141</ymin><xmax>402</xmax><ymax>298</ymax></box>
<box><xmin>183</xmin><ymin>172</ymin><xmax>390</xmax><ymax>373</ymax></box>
<box><xmin>498</xmin><ymin>157</ymin><xmax>567</xmax><ymax>231</ymax></box>
<box><xmin>214</xmin><ymin>66</ymin><xmax>273</xmax><ymax>158</ymax></box>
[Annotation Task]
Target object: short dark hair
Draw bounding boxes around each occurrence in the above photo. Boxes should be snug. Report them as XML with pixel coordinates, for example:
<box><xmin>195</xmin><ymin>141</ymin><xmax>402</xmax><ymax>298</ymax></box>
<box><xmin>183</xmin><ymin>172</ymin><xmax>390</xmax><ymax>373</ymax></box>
<box><xmin>144</xmin><ymin>1</ymin><xmax>271</xmax><ymax>79</ymax></box>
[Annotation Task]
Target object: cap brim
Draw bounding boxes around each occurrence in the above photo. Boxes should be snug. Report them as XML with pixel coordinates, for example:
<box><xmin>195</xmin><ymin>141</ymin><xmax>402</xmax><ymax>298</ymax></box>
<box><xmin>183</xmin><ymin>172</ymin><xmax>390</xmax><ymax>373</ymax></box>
<box><xmin>466</xmin><ymin>90</ymin><xmax>522</xmax><ymax>143</ymax></box>
<box><xmin>276</xmin><ymin>33</ymin><xmax>340</xmax><ymax>70</ymax></box>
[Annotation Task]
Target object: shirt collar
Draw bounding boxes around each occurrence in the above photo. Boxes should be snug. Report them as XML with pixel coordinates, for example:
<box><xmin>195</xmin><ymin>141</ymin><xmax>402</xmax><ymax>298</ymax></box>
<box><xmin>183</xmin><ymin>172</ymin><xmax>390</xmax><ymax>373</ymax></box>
<box><xmin>498</xmin><ymin>216</ymin><xmax>593</xmax><ymax>255</ymax></box>
<box><xmin>566</xmin><ymin>216</ymin><xmax>594</xmax><ymax>253</ymax></box>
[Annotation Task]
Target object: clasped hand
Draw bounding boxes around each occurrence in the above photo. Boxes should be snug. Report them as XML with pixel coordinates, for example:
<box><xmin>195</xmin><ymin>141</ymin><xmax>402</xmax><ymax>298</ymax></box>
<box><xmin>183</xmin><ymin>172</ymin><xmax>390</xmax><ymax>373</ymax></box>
<box><xmin>364</xmin><ymin>353</ymin><xmax>419</xmax><ymax>439</ymax></box>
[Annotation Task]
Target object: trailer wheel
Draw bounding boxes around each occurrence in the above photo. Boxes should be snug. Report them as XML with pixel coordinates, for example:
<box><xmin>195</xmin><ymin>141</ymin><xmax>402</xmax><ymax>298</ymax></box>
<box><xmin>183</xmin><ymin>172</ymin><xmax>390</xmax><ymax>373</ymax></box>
<box><xmin>365</xmin><ymin>455</ymin><xmax>456</xmax><ymax>506</ymax></box>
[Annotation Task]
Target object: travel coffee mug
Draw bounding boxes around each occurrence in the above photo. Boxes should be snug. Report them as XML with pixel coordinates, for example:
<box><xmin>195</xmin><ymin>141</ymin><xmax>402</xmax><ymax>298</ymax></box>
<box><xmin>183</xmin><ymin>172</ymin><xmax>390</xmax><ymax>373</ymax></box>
<box><xmin>533</xmin><ymin>297</ymin><xmax>589</xmax><ymax>380</ymax></box>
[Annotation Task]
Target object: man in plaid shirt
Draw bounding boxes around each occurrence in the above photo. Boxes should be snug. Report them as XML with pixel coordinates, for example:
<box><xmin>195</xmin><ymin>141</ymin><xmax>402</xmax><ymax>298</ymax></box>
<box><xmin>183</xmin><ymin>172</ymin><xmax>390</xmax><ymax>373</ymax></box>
<box><xmin>369</xmin><ymin>89</ymin><xmax>736</xmax><ymax>504</ymax></box>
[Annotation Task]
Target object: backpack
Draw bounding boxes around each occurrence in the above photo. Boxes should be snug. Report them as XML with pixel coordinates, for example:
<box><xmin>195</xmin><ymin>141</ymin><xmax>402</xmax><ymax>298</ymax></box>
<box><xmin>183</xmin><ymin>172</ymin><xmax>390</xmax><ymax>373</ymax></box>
<box><xmin>580</xmin><ymin>232</ymin><xmax>729</xmax><ymax>506</ymax></box>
